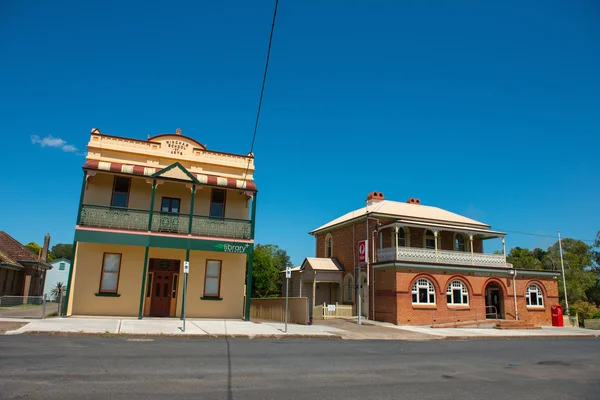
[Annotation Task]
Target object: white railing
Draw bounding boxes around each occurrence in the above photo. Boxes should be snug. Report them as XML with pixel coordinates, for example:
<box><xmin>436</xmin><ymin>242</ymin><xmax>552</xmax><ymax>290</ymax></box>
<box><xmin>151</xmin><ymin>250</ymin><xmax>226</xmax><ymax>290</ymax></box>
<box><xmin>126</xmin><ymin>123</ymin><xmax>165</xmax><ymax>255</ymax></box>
<box><xmin>377</xmin><ymin>247</ymin><xmax>507</xmax><ymax>268</ymax></box>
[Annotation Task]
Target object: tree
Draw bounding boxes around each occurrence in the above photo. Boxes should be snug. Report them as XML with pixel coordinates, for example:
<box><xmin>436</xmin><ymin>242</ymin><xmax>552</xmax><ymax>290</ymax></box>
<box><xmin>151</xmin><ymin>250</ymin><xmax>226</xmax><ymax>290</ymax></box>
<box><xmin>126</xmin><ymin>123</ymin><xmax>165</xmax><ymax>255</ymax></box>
<box><xmin>506</xmin><ymin>247</ymin><xmax>544</xmax><ymax>270</ymax></box>
<box><xmin>50</xmin><ymin>282</ymin><xmax>65</xmax><ymax>302</ymax></box>
<box><xmin>544</xmin><ymin>238</ymin><xmax>596</xmax><ymax>306</ymax></box>
<box><xmin>250</xmin><ymin>244</ymin><xmax>293</xmax><ymax>298</ymax></box>
<box><xmin>50</xmin><ymin>244</ymin><xmax>73</xmax><ymax>260</ymax></box>
<box><xmin>25</xmin><ymin>242</ymin><xmax>41</xmax><ymax>257</ymax></box>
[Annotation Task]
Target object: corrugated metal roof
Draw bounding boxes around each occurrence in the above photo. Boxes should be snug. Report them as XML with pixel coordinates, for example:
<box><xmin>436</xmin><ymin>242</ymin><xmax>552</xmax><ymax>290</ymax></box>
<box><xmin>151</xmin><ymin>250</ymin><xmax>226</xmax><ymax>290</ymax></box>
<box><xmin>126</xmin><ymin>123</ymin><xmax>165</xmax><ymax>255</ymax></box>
<box><xmin>310</xmin><ymin>200</ymin><xmax>491</xmax><ymax>234</ymax></box>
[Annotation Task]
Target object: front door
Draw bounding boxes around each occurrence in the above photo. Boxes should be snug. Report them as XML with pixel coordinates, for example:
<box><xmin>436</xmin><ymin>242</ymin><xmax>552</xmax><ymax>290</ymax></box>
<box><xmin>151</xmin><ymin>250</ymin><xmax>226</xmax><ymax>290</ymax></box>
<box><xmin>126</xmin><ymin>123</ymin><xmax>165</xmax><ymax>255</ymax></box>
<box><xmin>150</xmin><ymin>271</ymin><xmax>173</xmax><ymax>317</ymax></box>
<box><xmin>485</xmin><ymin>283</ymin><xmax>503</xmax><ymax>319</ymax></box>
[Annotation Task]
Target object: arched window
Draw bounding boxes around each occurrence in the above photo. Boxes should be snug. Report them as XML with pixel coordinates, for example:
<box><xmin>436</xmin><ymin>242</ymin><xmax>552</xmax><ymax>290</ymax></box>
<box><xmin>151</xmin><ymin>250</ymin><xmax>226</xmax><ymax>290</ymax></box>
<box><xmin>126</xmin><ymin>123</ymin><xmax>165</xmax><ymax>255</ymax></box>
<box><xmin>446</xmin><ymin>280</ymin><xmax>469</xmax><ymax>305</ymax></box>
<box><xmin>345</xmin><ymin>274</ymin><xmax>354</xmax><ymax>302</ymax></box>
<box><xmin>392</xmin><ymin>227</ymin><xmax>410</xmax><ymax>247</ymax></box>
<box><xmin>412</xmin><ymin>278</ymin><xmax>436</xmax><ymax>304</ymax></box>
<box><xmin>325</xmin><ymin>234</ymin><xmax>333</xmax><ymax>258</ymax></box>
<box><xmin>526</xmin><ymin>284</ymin><xmax>544</xmax><ymax>307</ymax></box>
<box><xmin>455</xmin><ymin>233</ymin><xmax>466</xmax><ymax>252</ymax></box>
<box><xmin>424</xmin><ymin>230</ymin><xmax>436</xmax><ymax>249</ymax></box>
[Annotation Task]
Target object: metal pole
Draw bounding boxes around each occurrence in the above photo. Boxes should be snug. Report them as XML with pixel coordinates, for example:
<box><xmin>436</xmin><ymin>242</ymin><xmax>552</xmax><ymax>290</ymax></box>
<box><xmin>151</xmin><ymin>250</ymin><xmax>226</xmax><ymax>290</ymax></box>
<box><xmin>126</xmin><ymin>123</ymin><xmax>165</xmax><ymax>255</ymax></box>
<box><xmin>558</xmin><ymin>231</ymin><xmax>569</xmax><ymax>316</ymax></box>
<box><xmin>41</xmin><ymin>295</ymin><xmax>46</xmax><ymax>319</ymax></box>
<box><xmin>357</xmin><ymin>263</ymin><xmax>361</xmax><ymax>325</ymax></box>
<box><xmin>512</xmin><ymin>269</ymin><xmax>518</xmax><ymax>320</ymax></box>
<box><xmin>182</xmin><ymin>272</ymin><xmax>188</xmax><ymax>332</ymax></box>
<box><xmin>285</xmin><ymin>277</ymin><xmax>289</xmax><ymax>333</ymax></box>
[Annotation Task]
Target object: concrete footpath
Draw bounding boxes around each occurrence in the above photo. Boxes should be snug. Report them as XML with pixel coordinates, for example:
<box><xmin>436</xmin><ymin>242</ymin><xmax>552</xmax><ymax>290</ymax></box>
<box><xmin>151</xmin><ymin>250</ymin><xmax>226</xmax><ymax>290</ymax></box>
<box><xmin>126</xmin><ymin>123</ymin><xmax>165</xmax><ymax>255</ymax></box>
<box><xmin>2</xmin><ymin>317</ymin><xmax>599</xmax><ymax>340</ymax></box>
<box><xmin>1</xmin><ymin>317</ymin><xmax>345</xmax><ymax>338</ymax></box>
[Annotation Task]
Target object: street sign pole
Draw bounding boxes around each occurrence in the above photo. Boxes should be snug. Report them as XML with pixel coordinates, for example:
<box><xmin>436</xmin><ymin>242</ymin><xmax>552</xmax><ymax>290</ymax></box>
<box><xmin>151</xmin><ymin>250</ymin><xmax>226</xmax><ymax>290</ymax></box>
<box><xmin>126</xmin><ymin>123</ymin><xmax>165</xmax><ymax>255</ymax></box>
<box><xmin>357</xmin><ymin>240</ymin><xmax>368</xmax><ymax>326</ymax></box>
<box><xmin>182</xmin><ymin>261</ymin><xmax>190</xmax><ymax>332</ymax></box>
<box><xmin>357</xmin><ymin>263</ymin><xmax>361</xmax><ymax>325</ymax></box>
<box><xmin>285</xmin><ymin>267</ymin><xmax>291</xmax><ymax>333</ymax></box>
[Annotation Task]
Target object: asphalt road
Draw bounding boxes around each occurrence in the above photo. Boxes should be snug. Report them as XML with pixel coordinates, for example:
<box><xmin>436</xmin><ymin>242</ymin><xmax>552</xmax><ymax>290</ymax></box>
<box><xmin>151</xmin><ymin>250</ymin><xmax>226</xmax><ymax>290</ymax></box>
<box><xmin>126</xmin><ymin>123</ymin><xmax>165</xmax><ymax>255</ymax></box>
<box><xmin>0</xmin><ymin>336</ymin><xmax>599</xmax><ymax>400</ymax></box>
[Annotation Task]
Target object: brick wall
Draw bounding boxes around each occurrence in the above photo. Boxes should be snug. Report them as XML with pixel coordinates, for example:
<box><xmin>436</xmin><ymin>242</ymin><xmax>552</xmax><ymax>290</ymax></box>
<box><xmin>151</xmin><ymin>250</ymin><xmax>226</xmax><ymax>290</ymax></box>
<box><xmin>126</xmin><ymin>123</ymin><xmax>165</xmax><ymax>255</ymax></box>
<box><xmin>373</xmin><ymin>269</ymin><xmax>558</xmax><ymax>326</ymax></box>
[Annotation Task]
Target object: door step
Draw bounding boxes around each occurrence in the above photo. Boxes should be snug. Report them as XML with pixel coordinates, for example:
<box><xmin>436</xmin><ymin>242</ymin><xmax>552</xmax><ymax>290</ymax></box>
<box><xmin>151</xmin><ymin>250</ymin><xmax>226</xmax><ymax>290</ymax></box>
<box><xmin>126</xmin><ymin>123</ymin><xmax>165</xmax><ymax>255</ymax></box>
<box><xmin>494</xmin><ymin>320</ymin><xmax>540</xmax><ymax>330</ymax></box>
<box><xmin>432</xmin><ymin>320</ymin><xmax>500</xmax><ymax>328</ymax></box>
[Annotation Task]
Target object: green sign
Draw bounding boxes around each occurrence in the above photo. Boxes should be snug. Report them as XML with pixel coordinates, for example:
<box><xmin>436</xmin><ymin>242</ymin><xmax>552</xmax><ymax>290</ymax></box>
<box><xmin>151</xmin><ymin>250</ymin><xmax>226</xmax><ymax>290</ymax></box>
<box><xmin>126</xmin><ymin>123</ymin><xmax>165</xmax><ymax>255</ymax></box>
<box><xmin>214</xmin><ymin>243</ymin><xmax>251</xmax><ymax>254</ymax></box>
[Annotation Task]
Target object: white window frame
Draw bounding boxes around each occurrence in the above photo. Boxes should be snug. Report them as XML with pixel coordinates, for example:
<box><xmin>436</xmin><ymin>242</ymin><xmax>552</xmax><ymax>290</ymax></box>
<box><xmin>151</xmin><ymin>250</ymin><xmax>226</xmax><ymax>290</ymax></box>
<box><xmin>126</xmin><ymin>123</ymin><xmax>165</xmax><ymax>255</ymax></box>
<box><xmin>412</xmin><ymin>278</ymin><xmax>436</xmax><ymax>305</ymax></box>
<box><xmin>424</xmin><ymin>230</ymin><xmax>436</xmax><ymax>249</ymax></box>
<box><xmin>526</xmin><ymin>284</ymin><xmax>544</xmax><ymax>307</ymax></box>
<box><xmin>392</xmin><ymin>227</ymin><xmax>410</xmax><ymax>247</ymax></box>
<box><xmin>446</xmin><ymin>280</ymin><xmax>469</xmax><ymax>305</ymax></box>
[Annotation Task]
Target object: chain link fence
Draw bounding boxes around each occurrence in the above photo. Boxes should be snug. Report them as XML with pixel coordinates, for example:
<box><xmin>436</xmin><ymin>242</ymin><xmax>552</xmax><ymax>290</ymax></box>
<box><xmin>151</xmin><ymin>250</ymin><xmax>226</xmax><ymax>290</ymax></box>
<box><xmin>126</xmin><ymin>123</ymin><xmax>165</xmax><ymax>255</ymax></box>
<box><xmin>0</xmin><ymin>293</ymin><xmax>61</xmax><ymax>319</ymax></box>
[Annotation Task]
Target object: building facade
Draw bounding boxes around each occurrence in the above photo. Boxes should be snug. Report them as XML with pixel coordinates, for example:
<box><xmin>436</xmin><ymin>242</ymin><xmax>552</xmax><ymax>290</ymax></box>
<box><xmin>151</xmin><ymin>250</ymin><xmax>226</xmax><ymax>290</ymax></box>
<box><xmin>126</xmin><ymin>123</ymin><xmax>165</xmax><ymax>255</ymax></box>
<box><xmin>0</xmin><ymin>232</ymin><xmax>51</xmax><ymax>297</ymax></box>
<box><xmin>304</xmin><ymin>192</ymin><xmax>559</xmax><ymax>326</ymax></box>
<box><xmin>64</xmin><ymin>128</ymin><xmax>257</xmax><ymax>319</ymax></box>
<box><xmin>43</xmin><ymin>258</ymin><xmax>71</xmax><ymax>299</ymax></box>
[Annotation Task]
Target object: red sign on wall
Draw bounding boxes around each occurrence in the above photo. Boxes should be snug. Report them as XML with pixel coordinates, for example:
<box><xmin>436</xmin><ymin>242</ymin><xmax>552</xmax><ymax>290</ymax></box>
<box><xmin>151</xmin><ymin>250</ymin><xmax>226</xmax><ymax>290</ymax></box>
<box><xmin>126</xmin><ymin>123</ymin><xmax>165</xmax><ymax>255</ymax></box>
<box><xmin>358</xmin><ymin>240</ymin><xmax>368</xmax><ymax>264</ymax></box>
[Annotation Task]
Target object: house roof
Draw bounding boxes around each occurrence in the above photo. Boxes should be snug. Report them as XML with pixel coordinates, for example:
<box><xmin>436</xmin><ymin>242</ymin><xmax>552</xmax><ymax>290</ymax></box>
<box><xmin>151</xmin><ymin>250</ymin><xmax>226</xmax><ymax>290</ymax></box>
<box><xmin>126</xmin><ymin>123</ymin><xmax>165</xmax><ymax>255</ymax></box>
<box><xmin>0</xmin><ymin>232</ymin><xmax>51</xmax><ymax>270</ymax></box>
<box><xmin>301</xmin><ymin>258</ymin><xmax>344</xmax><ymax>272</ymax></box>
<box><xmin>310</xmin><ymin>200</ymin><xmax>491</xmax><ymax>234</ymax></box>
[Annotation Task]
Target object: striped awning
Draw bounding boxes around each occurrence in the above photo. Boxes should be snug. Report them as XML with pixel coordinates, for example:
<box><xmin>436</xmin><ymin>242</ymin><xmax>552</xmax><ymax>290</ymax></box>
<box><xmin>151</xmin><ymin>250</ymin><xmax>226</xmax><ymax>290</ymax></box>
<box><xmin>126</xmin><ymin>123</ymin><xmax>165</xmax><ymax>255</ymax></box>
<box><xmin>83</xmin><ymin>160</ymin><xmax>257</xmax><ymax>191</ymax></box>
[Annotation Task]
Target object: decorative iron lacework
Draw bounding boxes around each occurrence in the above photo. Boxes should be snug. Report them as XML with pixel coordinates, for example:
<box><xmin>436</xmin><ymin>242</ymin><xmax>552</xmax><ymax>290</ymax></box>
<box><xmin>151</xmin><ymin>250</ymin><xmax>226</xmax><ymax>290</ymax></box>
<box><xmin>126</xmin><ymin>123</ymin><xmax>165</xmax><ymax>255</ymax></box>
<box><xmin>79</xmin><ymin>205</ymin><xmax>149</xmax><ymax>231</ymax></box>
<box><xmin>150</xmin><ymin>213</ymin><xmax>190</xmax><ymax>234</ymax></box>
<box><xmin>376</xmin><ymin>247</ymin><xmax>506</xmax><ymax>267</ymax></box>
<box><xmin>191</xmin><ymin>216</ymin><xmax>251</xmax><ymax>240</ymax></box>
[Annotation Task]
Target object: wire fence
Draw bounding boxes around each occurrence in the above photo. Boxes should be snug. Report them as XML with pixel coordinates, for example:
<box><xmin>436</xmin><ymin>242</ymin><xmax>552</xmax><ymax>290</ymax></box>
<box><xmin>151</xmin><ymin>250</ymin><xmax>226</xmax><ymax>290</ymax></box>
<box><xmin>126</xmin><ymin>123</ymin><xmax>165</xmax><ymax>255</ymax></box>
<box><xmin>0</xmin><ymin>293</ymin><xmax>62</xmax><ymax>319</ymax></box>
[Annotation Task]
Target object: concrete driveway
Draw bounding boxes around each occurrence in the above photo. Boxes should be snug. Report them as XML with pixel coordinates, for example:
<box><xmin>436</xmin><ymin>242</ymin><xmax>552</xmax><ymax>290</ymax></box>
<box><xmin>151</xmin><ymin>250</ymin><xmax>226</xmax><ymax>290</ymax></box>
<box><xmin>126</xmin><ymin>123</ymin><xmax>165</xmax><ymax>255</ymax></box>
<box><xmin>0</xmin><ymin>303</ymin><xmax>58</xmax><ymax>319</ymax></box>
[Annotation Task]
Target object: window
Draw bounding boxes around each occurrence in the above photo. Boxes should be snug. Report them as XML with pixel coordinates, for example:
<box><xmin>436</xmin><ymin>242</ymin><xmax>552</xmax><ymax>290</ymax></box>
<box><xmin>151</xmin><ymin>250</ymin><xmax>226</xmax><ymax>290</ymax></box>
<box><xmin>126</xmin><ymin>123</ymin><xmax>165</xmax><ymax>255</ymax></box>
<box><xmin>210</xmin><ymin>189</ymin><xmax>226</xmax><ymax>218</ymax></box>
<box><xmin>526</xmin><ymin>284</ymin><xmax>544</xmax><ymax>307</ymax></box>
<box><xmin>446</xmin><ymin>280</ymin><xmax>469</xmax><ymax>305</ymax></box>
<box><xmin>59</xmin><ymin>262</ymin><xmax>66</xmax><ymax>271</ymax></box>
<box><xmin>412</xmin><ymin>278</ymin><xmax>436</xmax><ymax>304</ymax></box>
<box><xmin>345</xmin><ymin>275</ymin><xmax>354</xmax><ymax>302</ymax></box>
<box><xmin>455</xmin><ymin>234</ymin><xmax>466</xmax><ymax>252</ymax></box>
<box><xmin>99</xmin><ymin>253</ymin><xmax>121</xmax><ymax>293</ymax></box>
<box><xmin>397</xmin><ymin>228</ymin><xmax>406</xmax><ymax>247</ymax></box>
<box><xmin>425</xmin><ymin>230</ymin><xmax>436</xmax><ymax>249</ymax></box>
<box><xmin>111</xmin><ymin>176</ymin><xmax>131</xmax><ymax>208</ymax></box>
<box><xmin>204</xmin><ymin>260</ymin><xmax>222</xmax><ymax>297</ymax></box>
<box><xmin>161</xmin><ymin>197</ymin><xmax>181</xmax><ymax>213</ymax></box>
<box><xmin>325</xmin><ymin>234</ymin><xmax>333</xmax><ymax>258</ymax></box>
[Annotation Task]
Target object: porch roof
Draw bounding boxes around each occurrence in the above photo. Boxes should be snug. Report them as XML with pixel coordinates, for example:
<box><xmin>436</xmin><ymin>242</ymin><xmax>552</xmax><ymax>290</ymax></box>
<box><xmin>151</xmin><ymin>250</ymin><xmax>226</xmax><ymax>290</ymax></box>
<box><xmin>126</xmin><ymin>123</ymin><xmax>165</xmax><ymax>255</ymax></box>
<box><xmin>83</xmin><ymin>159</ymin><xmax>257</xmax><ymax>191</ymax></box>
<box><xmin>379</xmin><ymin>220</ymin><xmax>505</xmax><ymax>239</ymax></box>
<box><xmin>300</xmin><ymin>258</ymin><xmax>344</xmax><ymax>272</ymax></box>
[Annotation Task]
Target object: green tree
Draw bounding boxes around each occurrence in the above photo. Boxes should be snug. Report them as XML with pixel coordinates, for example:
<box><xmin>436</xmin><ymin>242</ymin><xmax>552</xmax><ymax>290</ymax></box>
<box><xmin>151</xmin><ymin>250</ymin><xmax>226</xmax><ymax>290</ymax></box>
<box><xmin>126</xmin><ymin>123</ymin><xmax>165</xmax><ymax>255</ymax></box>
<box><xmin>506</xmin><ymin>247</ymin><xmax>544</xmax><ymax>270</ymax></box>
<box><xmin>50</xmin><ymin>244</ymin><xmax>73</xmax><ymax>260</ymax></box>
<box><xmin>25</xmin><ymin>242</ymin><xmax>41</xmax><ymax>257</ymax></box>
<box><xmin>544</xmin><ymin>238</ymin><xmax>596</xmax><ymax>306</ymax></box>
<box><xmin>251</xmin><ymin>245</ymin><xmax>283</xmax><ymax>298</ymax></box>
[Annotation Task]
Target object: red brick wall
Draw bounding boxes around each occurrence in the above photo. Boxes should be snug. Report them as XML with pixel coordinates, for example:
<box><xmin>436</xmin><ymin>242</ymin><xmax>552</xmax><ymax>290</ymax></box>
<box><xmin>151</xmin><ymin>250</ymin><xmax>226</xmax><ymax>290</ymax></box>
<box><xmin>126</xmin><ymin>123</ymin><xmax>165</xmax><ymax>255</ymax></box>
<box><xmin>373</xmin><ymin>269</ymin><xmax>558</xmax><ymax>326</ymax></box>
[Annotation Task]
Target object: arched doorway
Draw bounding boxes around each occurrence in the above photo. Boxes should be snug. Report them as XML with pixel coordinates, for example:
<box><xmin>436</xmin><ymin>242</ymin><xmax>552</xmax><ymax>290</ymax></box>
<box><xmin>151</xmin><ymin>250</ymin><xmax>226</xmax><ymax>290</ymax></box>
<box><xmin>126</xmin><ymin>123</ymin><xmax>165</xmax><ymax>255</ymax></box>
<box><xmin>484</xmin><ymin>282</ymin><xmax>504</xmax><ymax>319</ymax></box>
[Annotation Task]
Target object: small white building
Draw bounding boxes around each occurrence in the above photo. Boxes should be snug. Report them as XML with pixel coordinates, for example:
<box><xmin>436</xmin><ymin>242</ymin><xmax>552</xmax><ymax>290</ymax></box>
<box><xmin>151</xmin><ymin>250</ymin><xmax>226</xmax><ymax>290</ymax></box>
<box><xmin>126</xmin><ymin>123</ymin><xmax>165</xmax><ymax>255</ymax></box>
<box><xmin>43</xmin><ymin>258</ymin><xmax>71</xmax><ymax>299</ymax></box>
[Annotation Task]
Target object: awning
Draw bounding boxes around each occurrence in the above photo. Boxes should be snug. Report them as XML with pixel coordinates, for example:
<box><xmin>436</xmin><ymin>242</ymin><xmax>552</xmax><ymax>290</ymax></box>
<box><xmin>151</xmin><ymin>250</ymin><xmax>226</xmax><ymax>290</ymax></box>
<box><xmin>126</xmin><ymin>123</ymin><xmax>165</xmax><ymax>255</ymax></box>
<box><xmin>379</xmin><ymin>219</ymin><xmax>505</xmax><ymax>239</ymax></box>
<box><xmin>84</xmin><ymin>160</ymin><xmax>257</xmax><ymax>191</ymax></box>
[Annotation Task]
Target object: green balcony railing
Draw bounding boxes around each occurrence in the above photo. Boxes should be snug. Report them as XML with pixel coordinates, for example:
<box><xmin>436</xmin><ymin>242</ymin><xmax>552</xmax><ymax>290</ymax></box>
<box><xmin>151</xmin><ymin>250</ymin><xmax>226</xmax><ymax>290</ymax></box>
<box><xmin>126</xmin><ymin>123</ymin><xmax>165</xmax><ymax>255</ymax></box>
<box><xmin>79</xmin><ymin>204</ymin><xmax>252</xmax><ymax>240</ymax></box>
<box><xmin>79</xmin><ymin>205</ymin><xmax>149</xmax><ymax>231</ymax></box>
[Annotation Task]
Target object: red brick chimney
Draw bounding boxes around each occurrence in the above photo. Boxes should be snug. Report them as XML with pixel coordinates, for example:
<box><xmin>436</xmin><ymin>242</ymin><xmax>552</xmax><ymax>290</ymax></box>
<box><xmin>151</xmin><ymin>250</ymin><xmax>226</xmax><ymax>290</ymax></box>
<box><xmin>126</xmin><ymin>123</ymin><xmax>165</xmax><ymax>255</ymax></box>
<box><xmin>41</xmin><ymin>233</ymin><xmax>51</xmax><ymax>262</ymax></box>
<box><xmin>406</xmin><ymin>197</ymin><xmax>421</xmax><ymax>205</ymax></box>
<box><xmin>366</xmin><ymin>192</ymin><xmax>385</xmax><ymax>207</ymax></box>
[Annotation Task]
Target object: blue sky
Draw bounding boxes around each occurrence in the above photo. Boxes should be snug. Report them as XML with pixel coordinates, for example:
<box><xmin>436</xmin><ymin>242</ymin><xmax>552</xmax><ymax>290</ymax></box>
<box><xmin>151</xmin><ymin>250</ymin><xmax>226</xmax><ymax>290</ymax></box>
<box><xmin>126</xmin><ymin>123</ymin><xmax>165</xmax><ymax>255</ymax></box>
<box><xmin>1</xmin><ymin>0</ymin><xmax>598</xmax><ymax>265</ymax></box>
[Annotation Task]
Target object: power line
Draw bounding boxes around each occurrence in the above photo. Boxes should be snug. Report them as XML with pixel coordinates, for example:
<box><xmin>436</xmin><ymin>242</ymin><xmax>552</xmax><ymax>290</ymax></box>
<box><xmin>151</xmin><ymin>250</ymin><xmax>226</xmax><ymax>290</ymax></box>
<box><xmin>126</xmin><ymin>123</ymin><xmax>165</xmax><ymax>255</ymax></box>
<box><xmin>243</xmin><ymin>0</ymin><xmax>279</xmax><ymax>181</ymax></box>
<box><xmin>497</xmin><ymin>228</ymin><xmax>596</xmax><ymax>244</ymax></box>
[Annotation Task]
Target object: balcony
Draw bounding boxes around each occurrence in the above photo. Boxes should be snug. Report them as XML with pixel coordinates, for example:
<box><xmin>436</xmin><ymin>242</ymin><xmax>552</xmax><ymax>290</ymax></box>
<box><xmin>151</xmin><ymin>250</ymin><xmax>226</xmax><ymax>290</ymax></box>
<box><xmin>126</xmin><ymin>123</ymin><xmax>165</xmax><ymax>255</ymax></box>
<box><xmin>377</xmin><ymin>247</ymin><xmax>507</xmax><ymax>268</ymax></box>
<box><xmin>79</xmin><ymin>204</ymin><xmax>252</xmax><ymax>240</ymax></box>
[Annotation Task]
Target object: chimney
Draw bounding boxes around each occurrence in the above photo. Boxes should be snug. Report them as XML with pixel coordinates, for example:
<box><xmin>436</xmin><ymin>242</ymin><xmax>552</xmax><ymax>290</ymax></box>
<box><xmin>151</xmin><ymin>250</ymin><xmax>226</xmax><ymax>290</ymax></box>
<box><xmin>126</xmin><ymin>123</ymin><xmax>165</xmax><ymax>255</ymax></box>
<box><xmin>407</xmin><ymin>197</ymin><xmax>421</xmax><ymax>205</ymax></box>
<box><xmin>41</xmin><ymin>233</ymin><xmax>51</xmax><ymax>262</ymax></box>
<box><xmin>366</xmin><ymin>192</ymin><xmax>385</xmax><ymax>207</ymax></box>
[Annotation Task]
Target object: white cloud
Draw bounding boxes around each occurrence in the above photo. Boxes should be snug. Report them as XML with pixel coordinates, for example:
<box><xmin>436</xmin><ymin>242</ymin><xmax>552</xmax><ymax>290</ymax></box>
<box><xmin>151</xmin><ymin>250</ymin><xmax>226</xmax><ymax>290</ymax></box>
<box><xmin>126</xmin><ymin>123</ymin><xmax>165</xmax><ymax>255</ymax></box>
<box><xmin>31</xmin><ymin>135</ymin><xmax>78</xmax><ymax>153</ymax></box>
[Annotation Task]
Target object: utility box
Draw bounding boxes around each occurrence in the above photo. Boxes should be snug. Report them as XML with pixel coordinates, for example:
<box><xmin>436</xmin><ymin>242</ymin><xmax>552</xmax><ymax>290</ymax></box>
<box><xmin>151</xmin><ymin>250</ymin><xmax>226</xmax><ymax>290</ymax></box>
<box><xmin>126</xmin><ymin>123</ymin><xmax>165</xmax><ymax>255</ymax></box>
<box><xmin>551</xmin><ymin>304</ymin><xmax>564</xmax><ymax>327</ymax></box>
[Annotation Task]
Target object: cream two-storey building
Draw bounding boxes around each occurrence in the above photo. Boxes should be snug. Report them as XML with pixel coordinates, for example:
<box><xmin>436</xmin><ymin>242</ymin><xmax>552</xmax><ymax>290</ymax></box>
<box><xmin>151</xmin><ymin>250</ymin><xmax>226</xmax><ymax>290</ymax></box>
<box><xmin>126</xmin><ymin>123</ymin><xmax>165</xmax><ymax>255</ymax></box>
<box><xmin>63</xmin><ymin>128</ymin><xmax>257</xmax><ymax>319</ymax></box>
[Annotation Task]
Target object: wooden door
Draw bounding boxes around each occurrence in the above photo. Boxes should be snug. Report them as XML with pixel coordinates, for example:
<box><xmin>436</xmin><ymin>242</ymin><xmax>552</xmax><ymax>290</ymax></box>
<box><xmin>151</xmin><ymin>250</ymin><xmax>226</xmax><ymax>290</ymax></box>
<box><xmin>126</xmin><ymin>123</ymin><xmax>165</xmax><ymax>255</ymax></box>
<box><xmin>150</xmin><ymin>271</ymin><xmax>173</xmax><ymax>317</ymax></box>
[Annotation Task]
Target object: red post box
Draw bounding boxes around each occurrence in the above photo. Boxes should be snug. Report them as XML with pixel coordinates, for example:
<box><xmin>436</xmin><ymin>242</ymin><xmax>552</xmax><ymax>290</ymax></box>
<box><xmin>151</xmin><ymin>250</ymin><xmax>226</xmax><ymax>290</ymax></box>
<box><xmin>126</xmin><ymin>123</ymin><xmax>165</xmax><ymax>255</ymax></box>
<box><xmin>551</xmin><ymin>304</ymin><xmax>564</xmax><ymax>327</ymax></box>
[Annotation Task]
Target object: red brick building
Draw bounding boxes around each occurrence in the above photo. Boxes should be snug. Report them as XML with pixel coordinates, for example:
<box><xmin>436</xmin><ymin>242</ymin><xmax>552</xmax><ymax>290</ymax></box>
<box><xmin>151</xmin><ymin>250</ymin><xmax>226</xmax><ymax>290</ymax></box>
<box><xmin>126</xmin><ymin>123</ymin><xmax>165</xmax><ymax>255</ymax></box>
<box><xmin>303</xmin><ymin>192</ymin><xmax>559</xmax><ymax>326</ymax></box>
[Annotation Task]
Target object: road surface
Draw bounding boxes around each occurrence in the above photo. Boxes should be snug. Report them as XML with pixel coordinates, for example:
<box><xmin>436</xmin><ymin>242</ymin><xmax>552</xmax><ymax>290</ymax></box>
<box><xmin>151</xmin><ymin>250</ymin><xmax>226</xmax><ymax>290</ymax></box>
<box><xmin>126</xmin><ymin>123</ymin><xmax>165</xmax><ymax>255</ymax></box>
<box><xmin>0</xmin><ymin>336</ymin><xmax>598</xmax><ymax>399</ymax></box>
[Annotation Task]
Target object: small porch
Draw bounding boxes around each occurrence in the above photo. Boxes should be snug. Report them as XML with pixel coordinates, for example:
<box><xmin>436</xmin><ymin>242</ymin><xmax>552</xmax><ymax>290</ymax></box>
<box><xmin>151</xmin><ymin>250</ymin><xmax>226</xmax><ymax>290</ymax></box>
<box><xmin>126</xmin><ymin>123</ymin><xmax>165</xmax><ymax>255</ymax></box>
<box><xmin>291</xmin><ymin>258</ymin><xmax>344</xmax><ymax>318</ymax></box>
